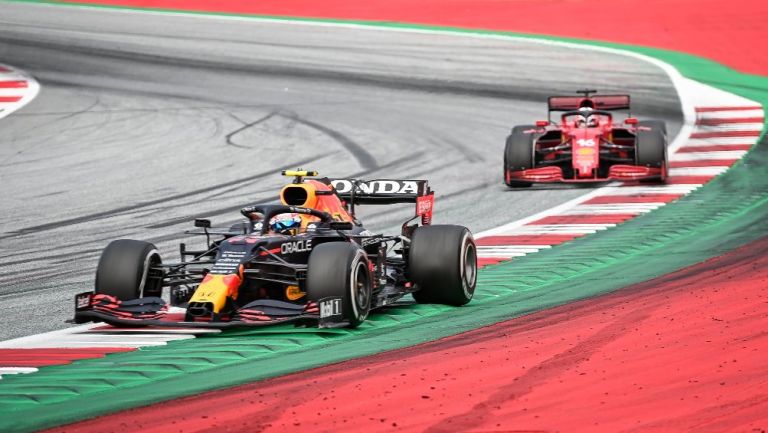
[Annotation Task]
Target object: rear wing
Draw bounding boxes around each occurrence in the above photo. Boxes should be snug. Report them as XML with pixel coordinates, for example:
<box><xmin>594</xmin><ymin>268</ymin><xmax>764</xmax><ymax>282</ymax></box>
<box><xmin>330</xmin><ymin>179</ymin><xmax>429</xmax><ymax>204</ymax></box>
<box><xmin>329</xmin><ymin>179</ymin><xmax>434</xmax><ymax>224</ymax></box>
<box><xmin>548</xmin><ymin>94</ymin><xmax>631</xmax><ymax>112</ymax></box>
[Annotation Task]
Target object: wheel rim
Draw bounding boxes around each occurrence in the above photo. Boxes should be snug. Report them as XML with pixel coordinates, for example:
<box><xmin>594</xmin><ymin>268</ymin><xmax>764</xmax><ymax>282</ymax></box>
<box><xmin>462</xmin><ymin>241</ymin><xmax>477</xmax><ymax>290</ymax></box>
<box><xmin>141</xmin><ymin>251</ymin><xmax>163</xmax><ymax>297</ymax></box>
<box><xmin>137</xmin><ymin>249</ymin><xmax>160</xmax><ymax>297</ymax></box>
<box><xmin>351</xmin><ymin>261</ymin><xmax>370</xmax><ymax>317</ymax></box>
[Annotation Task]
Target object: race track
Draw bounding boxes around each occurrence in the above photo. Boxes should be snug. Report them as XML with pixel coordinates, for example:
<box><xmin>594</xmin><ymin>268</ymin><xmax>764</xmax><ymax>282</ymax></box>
<box><xmin>0</xmin><ymin>2</ymin><xmax>682</xmax><ymax>340</ymax></box>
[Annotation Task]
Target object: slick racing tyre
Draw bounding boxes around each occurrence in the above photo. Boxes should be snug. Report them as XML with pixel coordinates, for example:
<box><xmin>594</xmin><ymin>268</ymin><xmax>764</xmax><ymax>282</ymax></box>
<box><xmin>638</xmin><ymin>120</ymin><xmax>668</xmax><ymax>139</ymax></box>
<box><xmin>503</xmin><ymin>125</ymin><xmax>535</xmax><ymax>188</ymax></box>
<box><xmin>307</xmin><ymin>242</ymin><xmax>372</xmax><ymax>328</ymax></box>
<box><xmin>635</xmin><ymin>127</ymin><xmax>668</xmax><ymax>183</ymax></box>
<box><xmin>95</xmin><ymin>239</ymin><xmax>163</xmax><ymax>300</ymax></box>
<box><xmin>409</xmin><ymin>225</ymin><xmax>477</xmax><ymax>306</ymax></box>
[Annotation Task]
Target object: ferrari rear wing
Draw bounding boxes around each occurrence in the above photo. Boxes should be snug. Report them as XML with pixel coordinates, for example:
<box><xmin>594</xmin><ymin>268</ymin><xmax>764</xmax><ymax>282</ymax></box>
<box><xmin>548</xmin><ymin>94</ymin><xmax>631</xmax><ymax>112</ymax></box>
<box><xmin>330</xmin><ymin>178</ymin><xmax>434</xmax><ymax>224</ymax></box>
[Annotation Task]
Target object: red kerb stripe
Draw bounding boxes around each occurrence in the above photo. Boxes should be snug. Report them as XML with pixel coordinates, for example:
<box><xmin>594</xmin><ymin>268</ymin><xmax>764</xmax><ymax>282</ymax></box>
<box><xmin>529</xmin><ymin>214</ymin><xmax>636</xmax><ymax>225</ymax></box>
<box><xmin>669</xmin><ymin>159</ymin><xmax>737</xmax><ymax>168</ymax></box>
<box><xmin>476</xmin><ymin>234</ymin><xmax>582</xmax><ymax>246</ymax></box>
<box><xmin>695</xmin><ymin>106</ymin><xmax>763</xmax><ymax>112</ymax></box>
<box><xmin>696</xmin><ymin>117</ymin><xmax>764</xmax><ymax>125</ymax></box>
<box><xmin>582</xmin><ymin>194</ymin><xmax>682</xmax><ymax>204</ymax></box>
<box><xmin>0</xmin><ymin>80</ymin><xmax>27</xmax><ymax>89</ymax></box>
<box><xmin>0</xmin><ymin>348</ymin><xmax>134</xmax><ymax>367</ymax></box>
<box><xmin>0</xmin><ymin>96</ymin><xmax>22</xmax><ymax>103</ymax></box>
<box><xmin>478</xmin><ymin>258</ymin><xmax>506</xmax><ymax>267</ymax></box>
<box><xmin>665</xmin><ymin>175</ymin><xmax>716</xmax><ymax>185</ymax></box>
<box><xmin>676</xmin><ymin>144</ymin><xmax>753</xmax><ymax>152</ymax></box>
<box><xmin>690</xmin><ymin>130</ymin><xmax>760</xmax><ymax>139</ymax></box>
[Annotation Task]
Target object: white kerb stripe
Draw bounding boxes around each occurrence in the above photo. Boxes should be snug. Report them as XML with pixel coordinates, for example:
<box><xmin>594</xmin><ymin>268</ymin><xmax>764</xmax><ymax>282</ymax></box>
<box><xmin>0</xmin><ymin>328</ymin><xmax>196</xmax><ymax>349</ymax></box>
<box><xmin>696</xmin><ymin>109</ymin><xmax>764</xmax><ymax>119</ymax></box>
<box><xmin>671</xmin><ymin>151</ymin><xmax>747</xmax><ymax>161</ymax></box>
<box><xmin>694</xmin><ymin>123</ymin><xmax>763</xmax><ymax>132</ymax></box>
<box><xmin>601</xmin><ymin>185</ymin><xmax>701</xmax><ymax>195</ymax></box>
<box><xmin>560</xmin><ymin>204</ymin><xmax>663</xmax><ymax>214</ymax></box>
<box><xmin>0</xmin><ymin>367</ymin><xmax>39</xmax><ymax>379</ymax></box>
<box><xmin>478</xmin><ymin>246</ymin><xmax>550</xmax><ymax>254</ymax></box>
<box><xmin>478</xmin><ymin>252</ymin><xmax>529</xmax><ymax>258</ymax></box>
<box><xmin>497</xmin><ymin>224</ymin><xmax>616</xmax><ymax>235</ymax></box>
<box><xmin>0</xmin><ymin>63</ymin><xmax>40</xmax><ymax>119</ymax></box>
<box><xmin>686</xmin><ymin>137</ymin><xmax>759</xmax><ymax>146</ymax></box>
<box><xmin>669</xmin><ymin>167</ymin><xmax>729</xmax><ymax>176</ymax></box>
<box><xmin>0</xmin><ymin>324</ymin><xmax>101</xmax><ymax>349</ymax></box>
<box><xmin>0</xmin><ymin>336</ymin><xmax>195</xmax><ymax>349</ymax></box>
<box><xmin>89</xmin><ymin>327</ymin><xmax>222</xmax><ymax>334</ymax></box>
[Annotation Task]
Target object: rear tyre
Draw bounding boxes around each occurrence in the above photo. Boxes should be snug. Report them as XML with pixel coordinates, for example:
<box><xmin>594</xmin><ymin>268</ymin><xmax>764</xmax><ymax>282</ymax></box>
<box><xmin>307</xmin><ymin>242</ymin><xmax>372</xmax><ymax>328</ymax></box>
<box><xmin>409</xmin><ymin>225</ymin><xmax>477</xmax><ymax>306</ymax></box>
<box><xmin>635</xmin><ymin>128</ymin><xmax>668</xmax><ymax>183</ymax></box>
<box><xmin>503</xmin><ymin>125</ymin><xmax>535</xmax><ymax>188</ymax></box>
<box><xmin>95</xmin><ymin>239</ymin><xmax>163</xmax><ymax>300</ymax></box>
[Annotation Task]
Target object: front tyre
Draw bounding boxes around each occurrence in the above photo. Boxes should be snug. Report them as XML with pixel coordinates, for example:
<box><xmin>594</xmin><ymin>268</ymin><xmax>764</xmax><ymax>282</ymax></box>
<box><xmin>635</xmin><ymin>127</ymin><xmax>668</xmax><ymax>183</ymax></box>
<box><xmin>503</xmin><ymin>125</ymin><xmax>536</xmax><ymax>188</ymax></box>
<box><xmin>307</xmin><ymin>242</ymin><xmax>372</xmax><ymax>328</ymax></box>
<box><xmin>409</xmin><ymin>225</ymin><xmax>477</xmax><ymax>306</ymax></box>
<box><xmin>95</xmin><ymin>239</ymin><xmax>163</xmax><ymax>300</ymax></box>
<box><xmin>638</xmin><ymin>120</ymin><xmax>668</xmax><ymax>139</ymax></box>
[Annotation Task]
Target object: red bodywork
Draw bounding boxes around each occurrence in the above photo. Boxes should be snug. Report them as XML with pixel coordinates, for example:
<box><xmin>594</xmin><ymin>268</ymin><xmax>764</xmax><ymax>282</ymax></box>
<box><xmin>505</xmin><ymin>94</ymin><xmax>667</xmax><ymax>184</ymax></box>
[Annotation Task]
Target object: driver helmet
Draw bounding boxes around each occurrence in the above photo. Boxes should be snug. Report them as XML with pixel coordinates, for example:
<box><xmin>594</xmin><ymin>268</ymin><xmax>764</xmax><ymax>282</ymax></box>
<box><xmin>578</xmin><ymin>106</ymin><xmax>598</xmax><ymax>127</ymax></box>
<box><xmin>270</xmin><ymin>213</ymin><xmax>302</xmax><ymax>234</ymax></box>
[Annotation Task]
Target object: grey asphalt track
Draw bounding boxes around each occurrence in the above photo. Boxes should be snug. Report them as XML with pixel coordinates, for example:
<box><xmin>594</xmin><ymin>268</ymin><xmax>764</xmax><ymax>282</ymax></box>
<box><xmin>0</xmin><ymin>2</ymin><xmax>682</xmax><ymax>340</ymax></box>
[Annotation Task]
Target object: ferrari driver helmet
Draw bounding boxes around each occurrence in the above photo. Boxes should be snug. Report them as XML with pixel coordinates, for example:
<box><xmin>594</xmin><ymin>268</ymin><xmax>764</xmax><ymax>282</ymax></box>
<box><xmin>270</xmin><ymin>213</ymin><xmax>302</xmax><ymax>234</ymax></box>
<box><xmin>578</xmin><ymin>106</ymin><xmax>597</xmax><ymax>127</ymax></box>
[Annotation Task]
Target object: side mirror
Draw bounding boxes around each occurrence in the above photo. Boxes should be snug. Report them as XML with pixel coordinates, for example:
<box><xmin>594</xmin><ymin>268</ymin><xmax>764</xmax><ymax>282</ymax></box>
<box><xmin>535</xmin><ymin>120</ymin><xmax>550</xmax><ymax>127</ymax></box>
<box><xmin>194</xmin><ymin>218</ymin><xmax>211</xmax><ymax>228</ymax></box>
<box><xmin>329</xmin><ymin>221</ymin><xmax>353</xmax><ymax>231</ymax></box>
<box><xmin>624</xmin><ymin>117</ymin><xmax>638</xmax><ymax>125</ymax></box>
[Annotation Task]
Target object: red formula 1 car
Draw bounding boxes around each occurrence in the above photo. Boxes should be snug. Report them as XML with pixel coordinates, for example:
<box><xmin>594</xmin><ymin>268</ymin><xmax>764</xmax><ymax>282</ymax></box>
<box><xmin>503</xmin><ymin>90</ymin><xmax>668</xmax><ymax>186</ymax></box>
